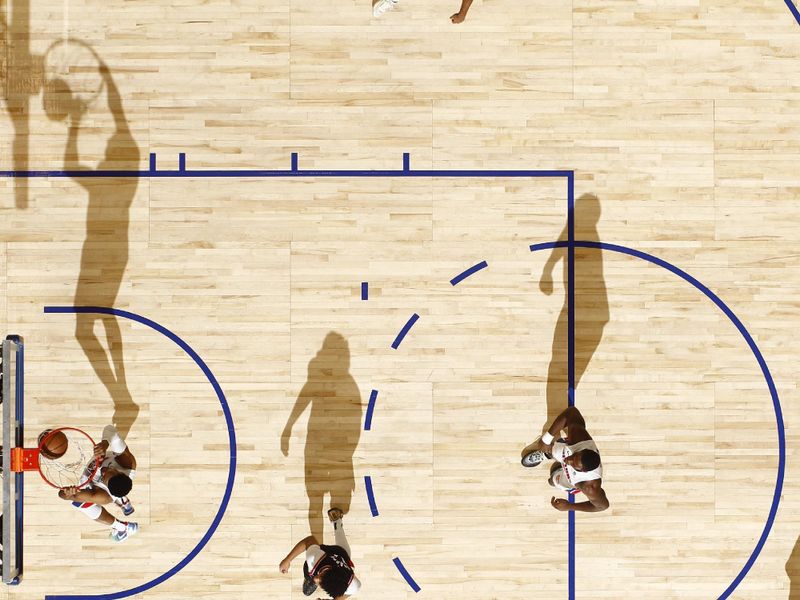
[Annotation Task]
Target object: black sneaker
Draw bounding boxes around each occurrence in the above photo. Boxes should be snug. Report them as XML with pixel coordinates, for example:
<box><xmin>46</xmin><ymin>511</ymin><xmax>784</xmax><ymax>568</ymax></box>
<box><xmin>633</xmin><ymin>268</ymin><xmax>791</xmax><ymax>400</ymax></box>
<box><xmin>302</xmin><ymin>578</ymin><xmax>318</xmax><ymax>596</ymax></box>
<box><xmin>302</xmin><ymin>563</ymin><xmax>318</xmax><ymax>596</ymax></box>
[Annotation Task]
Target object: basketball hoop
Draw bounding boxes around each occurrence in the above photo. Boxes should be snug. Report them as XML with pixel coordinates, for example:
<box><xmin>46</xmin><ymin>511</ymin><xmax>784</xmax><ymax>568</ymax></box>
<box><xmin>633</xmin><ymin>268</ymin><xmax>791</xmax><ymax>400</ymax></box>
<box><xmin>41</xmin><ymin>38</ymin><xmax>105</xmax><ymax>121</ymax></box>
<box><xmin>10</xmin><ymin>427</ymin><xmax>99</xmax><ymax>489</ymax></box>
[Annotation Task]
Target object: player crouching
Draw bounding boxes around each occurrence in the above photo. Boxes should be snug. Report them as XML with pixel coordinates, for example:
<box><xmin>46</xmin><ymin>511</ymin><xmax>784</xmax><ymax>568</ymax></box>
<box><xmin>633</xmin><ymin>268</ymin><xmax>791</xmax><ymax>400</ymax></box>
<box><xmin>58</xmin><ymin>425</ymin><xmax>138</xmax><ymax>542</ymax></box>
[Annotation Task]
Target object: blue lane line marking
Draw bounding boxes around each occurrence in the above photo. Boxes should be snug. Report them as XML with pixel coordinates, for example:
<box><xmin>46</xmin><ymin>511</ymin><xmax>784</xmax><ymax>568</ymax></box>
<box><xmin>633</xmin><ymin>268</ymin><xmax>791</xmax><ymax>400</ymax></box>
<box><xmin>528</xmin><ymin>240</ymin><xmax>786</xmax><ymax>600</ymax></box>
<box><xmin>364</xmin><ymin>476</ymin><xmax>379</xmax><ymax>517</ymax></box>
<box><xmin>179</xmin><ymin>153</ymin><xmax>186</xmax><ymax>172</ymax></box>
<box><xmin>361</xmin><ymin>281</ymin><xmax>369</xmax><ymax>300</ymax></box>
<box><xmin>450</xmin><ymin>260</ymin><xmax>488</xmax><ymax>286</ymax></box>
<box><xmin>785</xmin><ymin>0</ymin><xmax>800</xmax><ymax>26</ymax></box>
<box><xmin>392</xmin><ymin>557</ymin><xmax>421</xmax><ymax>593</ymax></box>
<box><xmin>42</xmin><ymin>306</ymin><xmax>237</xmax><ymax>600</ymax></box>
<box><xmin>364</xmin><ymin>389</ymin><xmax>378</xmax><ymax>431</ymax></box>
<box><xmin>403</xmin><ymin>153</ymin><xmax>410</xmax><ymax>171</ymax></box>
<box><xmin>391</xmin><ymin>313</ymin><xmax>420</xmax><ymax>349</ymax></box>
<box><xmin>0</xmin><ymin>167</ymin><xmax>573</xmax><ymax>179</ymax></box>
<box><xmin>291</xmin><ymin>152</ymin><xmax>298</xmax><ymax>172</ymax></box>
<box><xmin>566</xmin><ymin>174</ymin><xmax>576</xmax><ymax>600</ymax></box>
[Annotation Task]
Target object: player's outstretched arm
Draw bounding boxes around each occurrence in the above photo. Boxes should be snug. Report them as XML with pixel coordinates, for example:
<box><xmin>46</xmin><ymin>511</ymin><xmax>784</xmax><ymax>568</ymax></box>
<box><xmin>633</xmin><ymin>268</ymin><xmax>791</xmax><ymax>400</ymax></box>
<box><xmin>279</xmin><ymin>535</ymin><xmax>319</xmax><ymax>573</ymax></box>
<box><xmin>58</xmin><ymin>485</ymin><xmax>112</xmax><ymax>504</ymax></box>
<box><xmin>450</xmin><ymin>0</ymin><xmax>474</xmax><ymax>23</ymax></box>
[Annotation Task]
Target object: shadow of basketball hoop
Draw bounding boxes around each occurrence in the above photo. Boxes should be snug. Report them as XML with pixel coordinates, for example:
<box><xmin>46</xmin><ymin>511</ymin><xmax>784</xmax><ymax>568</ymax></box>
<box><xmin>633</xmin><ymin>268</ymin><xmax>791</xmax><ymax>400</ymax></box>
<box><xmin>282</xmin><ymin>332</ymin><xmax>363</xmax><ymax>542</ymax></box>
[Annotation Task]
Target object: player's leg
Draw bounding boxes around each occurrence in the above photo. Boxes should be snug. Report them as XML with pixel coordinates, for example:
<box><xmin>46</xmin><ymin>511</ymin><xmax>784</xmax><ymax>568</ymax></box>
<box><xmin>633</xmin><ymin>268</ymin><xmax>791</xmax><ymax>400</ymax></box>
<box><xmin>72</xmin><ymin>501</ymin><xmax>138</xmax><ymax>542</ymax></box>
<box><xmin>327</xmin><ymin>508</ymin><xmax>351</xmax><ymax>556</ymax></box>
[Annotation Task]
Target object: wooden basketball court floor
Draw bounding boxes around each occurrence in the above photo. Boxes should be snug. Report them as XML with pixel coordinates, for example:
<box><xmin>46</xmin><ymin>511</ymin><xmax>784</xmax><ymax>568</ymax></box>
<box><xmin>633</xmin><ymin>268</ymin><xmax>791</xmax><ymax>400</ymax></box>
<box><xmin>1</xmin><ymin>0</ymin><xmax>799</xmax><ymax>598</ymax></box>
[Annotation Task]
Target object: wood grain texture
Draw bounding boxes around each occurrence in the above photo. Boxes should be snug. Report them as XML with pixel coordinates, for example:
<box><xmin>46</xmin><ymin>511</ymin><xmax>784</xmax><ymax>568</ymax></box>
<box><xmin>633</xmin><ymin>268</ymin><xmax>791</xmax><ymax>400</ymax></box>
<box><xmin>0</xmin><ymin>0</ymin><xmax>798</xmax><ymax>598</ymax></box>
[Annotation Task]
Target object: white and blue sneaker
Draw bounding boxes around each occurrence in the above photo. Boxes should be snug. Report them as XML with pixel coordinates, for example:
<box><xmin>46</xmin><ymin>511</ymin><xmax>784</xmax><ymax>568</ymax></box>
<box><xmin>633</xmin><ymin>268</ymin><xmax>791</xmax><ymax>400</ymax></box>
<box><xmin>373</xmin><ymin>0</ymin><xmax>399</xmax><ymax>17</ymax></box>
<box><xmin>116</xmin><ymin>497</ymin><xmax>135</xmax><ymax>517</ymax></box>
<box><xmin>110</xmin><ymin>521</ymin><xmax>138</xmax><ymax>543</ymax></box>
<box><xmin>521</xmin><ymin>450</ymin><xmax>547</xmax><ymax>468</ymax></box>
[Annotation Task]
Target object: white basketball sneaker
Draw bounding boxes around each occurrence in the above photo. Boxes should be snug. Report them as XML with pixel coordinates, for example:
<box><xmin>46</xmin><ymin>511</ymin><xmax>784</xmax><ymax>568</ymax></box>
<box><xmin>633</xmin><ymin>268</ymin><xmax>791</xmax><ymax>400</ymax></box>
<box><xmin>110</xmin><ymin>521</ymin><xmax>139</xmax><ymax>543</ymax></box>
<box><xmin>373</xmin><ymin>0</ymin><xmax>399</xmax><ymax>17</ymax></box>
<box><xmin>521</xmin><ymin>450</ymin><xmax>547</xmax><ymax>468</ymax></box>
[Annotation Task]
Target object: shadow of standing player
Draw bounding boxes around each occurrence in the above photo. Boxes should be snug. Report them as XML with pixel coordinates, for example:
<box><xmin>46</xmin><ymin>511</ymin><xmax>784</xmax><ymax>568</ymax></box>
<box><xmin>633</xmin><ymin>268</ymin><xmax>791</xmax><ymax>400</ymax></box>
<box><xmin>788</xmin><ymin>535</ymin><xmax>800</xmax><ymax>599</ymax></box>
<box><xmin>50</xmin><ymin>54</ymin><xmax>140</xmax><ymax>438</ymax></box>
<box><xmin>524</xmin><ymin>193</ymin><xmax>608</xmax><ymax>454</ymax></box>
<box><xmin>282</xmin><ymin>332</ymin><xmax>362</xmax><ymax>542</ymax></box>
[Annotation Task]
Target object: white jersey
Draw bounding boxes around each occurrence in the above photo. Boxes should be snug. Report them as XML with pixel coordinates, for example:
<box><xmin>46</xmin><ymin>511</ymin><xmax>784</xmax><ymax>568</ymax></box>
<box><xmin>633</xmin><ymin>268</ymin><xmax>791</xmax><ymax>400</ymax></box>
<box><xmin>79</xmin><ymin>452</ymin><xmax>136</xmax><ymax>501</ymax></box>
<box><xmin>551</xmin><ymin>439</ymin><xmax>602</xmax><ymax>492</ymax></box>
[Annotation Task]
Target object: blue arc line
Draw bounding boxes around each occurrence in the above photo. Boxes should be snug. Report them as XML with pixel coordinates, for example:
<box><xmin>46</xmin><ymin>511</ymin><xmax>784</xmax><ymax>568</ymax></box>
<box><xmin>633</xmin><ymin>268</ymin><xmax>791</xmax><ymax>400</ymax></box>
<box><xmin>528</xmin><ymin>241</ymin><xmax>785</xmax><ymax>600</ymax></box>
<box><xmin>364</xmin><ymin>389</ymin><xmax>379</xmax><ymax>431</ymax></box>
<box><xmin>785</xmin><ymin>0</ymin><xmax>800</xmax><ymax>26</ymax></box>
<box><xmin>391</xmin><ymin>313</ymin><xmax>420</xmax><ymax>350</ymax></box>
<box><xmin>392</xmin><ymin>557</ymin><xmax>421</xmax><ymax>593</ymax></box>
<box><xmin>364</xmin><ymin>476</ymin><xmax>379</xmax><ymax>517</ymax></box>
<box><xmin>450</xmin><ymin>260</ymin><xmax>489</xmax><ymax>286</ymax></box>
<box><xmin>42</xmin><ymin>306</ymin><xmax>237</xmax><ymax>600</ymax></box>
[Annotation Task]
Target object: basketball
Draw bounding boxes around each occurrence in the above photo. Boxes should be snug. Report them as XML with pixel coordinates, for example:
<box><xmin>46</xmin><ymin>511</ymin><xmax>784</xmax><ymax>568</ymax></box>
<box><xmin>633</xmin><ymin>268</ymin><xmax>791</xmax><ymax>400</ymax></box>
<box><xmin>38</xmin><ymin>429</ymin><xmax>69</xmax><ymax>460</ymax></box>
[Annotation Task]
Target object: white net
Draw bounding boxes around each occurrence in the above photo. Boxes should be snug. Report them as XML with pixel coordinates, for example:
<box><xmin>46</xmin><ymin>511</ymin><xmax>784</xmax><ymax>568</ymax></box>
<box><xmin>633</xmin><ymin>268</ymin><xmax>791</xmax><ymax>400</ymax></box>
<box><xmin>38</xmin><ymin>428</ymin><xmax>97</xmax><ymax>489</ymax></box>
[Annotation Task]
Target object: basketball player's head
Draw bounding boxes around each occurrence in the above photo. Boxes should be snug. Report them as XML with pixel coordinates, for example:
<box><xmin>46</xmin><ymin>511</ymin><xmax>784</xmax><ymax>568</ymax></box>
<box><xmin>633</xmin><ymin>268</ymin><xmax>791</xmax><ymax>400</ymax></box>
<box><xmin>564</xmin><ymin>449</ymin><xmax>601</xmax><ymax>472</ymax></box>
<box><xmin>315</xmin><ymin>565</ymin><xmax>351</xmax><ymax>598</ymax></box>
<box><xmin>103</xmin><ymin>469</ymin><xmax>133</xmax><ymax>497</ymax></box>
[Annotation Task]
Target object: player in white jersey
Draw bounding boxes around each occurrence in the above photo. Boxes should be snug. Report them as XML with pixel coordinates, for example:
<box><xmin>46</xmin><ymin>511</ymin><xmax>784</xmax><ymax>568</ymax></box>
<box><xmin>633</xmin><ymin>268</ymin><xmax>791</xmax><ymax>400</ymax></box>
<box><xmin>57</xmin><ymin>425</ymin><xmax>139</xmax><ymax>542</ymax></box>
<box><xmin>521</xmin><ymin>406</ymin><xmax>610</xmax><ymax>513</ymax></box>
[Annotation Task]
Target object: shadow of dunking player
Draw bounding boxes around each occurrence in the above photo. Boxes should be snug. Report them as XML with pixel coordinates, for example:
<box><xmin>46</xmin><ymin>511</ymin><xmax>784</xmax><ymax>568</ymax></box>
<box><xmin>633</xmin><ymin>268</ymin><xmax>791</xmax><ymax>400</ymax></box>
<box><xmin>523</xmin><ymin>193</ymin><xmax>608</xmax><ymax>452</ymax></box>
<box><xmin>281</xmin><ymin>332</ymin><xmax>362</xmax><ymax>542</ymax></box>
<box><xmin>53</xmin><ymin>54</ymin><xmax>140</xmax><ymax>438</ymax></box>
<box><xmin>788</xmin><ymin>535</ymin><xmax>800</xmax><ymax>599</ymax></box>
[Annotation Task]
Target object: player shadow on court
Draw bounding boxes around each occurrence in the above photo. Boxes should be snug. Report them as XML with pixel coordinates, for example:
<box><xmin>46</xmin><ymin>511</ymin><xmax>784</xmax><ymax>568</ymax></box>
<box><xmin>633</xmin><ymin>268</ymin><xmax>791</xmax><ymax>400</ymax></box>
<box><xmin>788</xmin><ymin>535</ymin><xmax>800</xmax><ymax>599</ymax></box>
<box><xmin>54</xmin><ymin>49</ymin><xmax>141</xmax><ymax>439</ymax></box>
<box><xmin>281</xmin><ymin>332</ymin><xmax>363</xmax><ymax>542</ymax></box>
<box><xmin>523</xmin><ymin>193</ymin><xmax>608</xmax><ymax>453</ymax></box>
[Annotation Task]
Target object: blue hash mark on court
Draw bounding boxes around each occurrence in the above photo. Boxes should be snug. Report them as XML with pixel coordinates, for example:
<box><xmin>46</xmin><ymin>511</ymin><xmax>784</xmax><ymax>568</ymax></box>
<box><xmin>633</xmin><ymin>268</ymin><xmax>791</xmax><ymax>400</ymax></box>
<box><xmin>391</xmin><ymin>313</ymin><xmax>420</xmax><ymax>350</ymax></box>
<box><xmin>450</xmin><ymin>260</ymin><xmax>488</xmax><ymax>286</ymax></box>
<box><xmin>364</xmin><ymin>476</ymin><xmax>379</xmax><ymax>517</ymax></box>
<box><xmin>393</xmin><ymin>557</ymin><xmax>421</xmax><ymax>592</ymax></box>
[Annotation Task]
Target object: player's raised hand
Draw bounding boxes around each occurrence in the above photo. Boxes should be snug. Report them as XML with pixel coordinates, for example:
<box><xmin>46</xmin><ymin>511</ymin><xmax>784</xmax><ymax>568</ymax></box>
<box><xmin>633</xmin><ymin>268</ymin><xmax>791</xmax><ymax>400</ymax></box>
<box><xmin>279</xmin><ymin>557</ymin><xmax>291</xmax><ymax>573</ymax></box>
<box><xmin>59</xmin><ymin>485</ymin><xmax>80</xmax><ymax>500</ymax></box>
<box><xmin>551</xmin><ymin>496</ymin><xmax>570</xmax><ymax>511</ymax></box>
<box><xmin>93</xmin><ymin>439</ymin><xmax>110</xmax><ymax>460</ymax></box>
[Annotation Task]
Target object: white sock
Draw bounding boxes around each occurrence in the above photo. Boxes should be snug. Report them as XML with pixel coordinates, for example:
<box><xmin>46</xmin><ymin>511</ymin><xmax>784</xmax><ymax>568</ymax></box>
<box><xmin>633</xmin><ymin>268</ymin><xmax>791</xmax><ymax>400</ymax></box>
<box><xmin>111</xmin><ymin>519</ymin><xmax>127</xmax><ymax>533</ymax></box>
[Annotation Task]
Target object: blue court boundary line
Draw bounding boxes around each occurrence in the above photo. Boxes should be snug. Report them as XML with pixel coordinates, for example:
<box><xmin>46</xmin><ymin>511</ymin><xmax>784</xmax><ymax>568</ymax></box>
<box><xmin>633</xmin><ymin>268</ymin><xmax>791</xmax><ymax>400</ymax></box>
<box><xmin>393</xmin><ymin>557</ymin><xmax>421</xmax><ymax>593</ymax></box>
<box><xmin>42</xmin><ymin>306</ymin><xmax>237</xmax><ymax>600</ymax></box>
<box><xmin>528</xmin><ymin>240</ymin><xmax>786</xmax><ymax>600</ymax></box>
<box><xmin>786</xmin><ymin>0</ymin><xmax>800</xmax><ymax>26</ymax></box>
